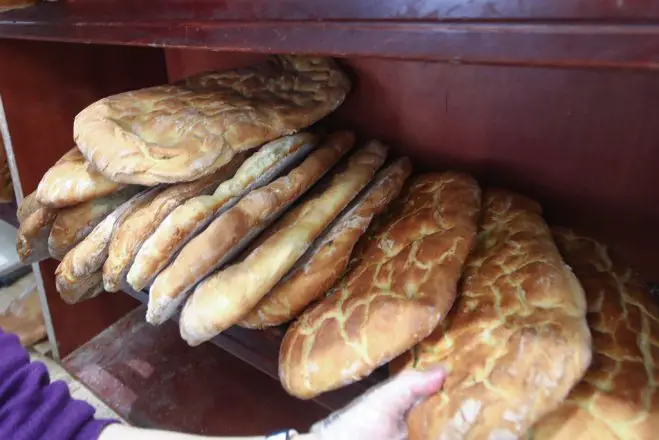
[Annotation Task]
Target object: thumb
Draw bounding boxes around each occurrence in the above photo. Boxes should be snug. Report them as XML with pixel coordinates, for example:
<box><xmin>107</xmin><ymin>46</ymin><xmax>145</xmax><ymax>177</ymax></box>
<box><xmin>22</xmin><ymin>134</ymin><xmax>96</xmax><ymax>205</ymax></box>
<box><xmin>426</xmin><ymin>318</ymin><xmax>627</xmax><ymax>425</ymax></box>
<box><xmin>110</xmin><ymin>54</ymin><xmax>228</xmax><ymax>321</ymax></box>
<box><xmin>364</xmin><ymin>367</ymin><xmax>447</xmax><ymax>414</ymax></box>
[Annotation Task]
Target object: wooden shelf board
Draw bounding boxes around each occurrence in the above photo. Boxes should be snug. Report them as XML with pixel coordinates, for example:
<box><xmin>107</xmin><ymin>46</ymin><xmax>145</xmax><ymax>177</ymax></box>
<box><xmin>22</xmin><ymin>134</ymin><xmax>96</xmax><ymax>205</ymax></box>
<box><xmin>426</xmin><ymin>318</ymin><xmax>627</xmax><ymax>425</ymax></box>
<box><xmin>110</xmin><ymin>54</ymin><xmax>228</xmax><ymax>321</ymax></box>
<box><xmin>122</xmin><ymin>288</ymin><xmax>386</xmax><ymax>412</ymax></box>
<box><xmin>3</xmin><ymin>3</ymin><xmax>659</xmax><ymax>69</ymax></box>
<box><xmin>63</xmin><ymin>306</ymin><xmax>330</xmax><ymax>434</ymax></box>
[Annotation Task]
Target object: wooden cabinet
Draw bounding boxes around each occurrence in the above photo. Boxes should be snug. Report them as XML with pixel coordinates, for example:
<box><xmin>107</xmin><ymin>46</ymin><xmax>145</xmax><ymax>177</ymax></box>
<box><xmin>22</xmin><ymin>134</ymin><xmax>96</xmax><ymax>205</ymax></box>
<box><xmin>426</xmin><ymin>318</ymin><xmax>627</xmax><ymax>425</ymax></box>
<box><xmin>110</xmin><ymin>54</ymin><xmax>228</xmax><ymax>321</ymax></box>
<box><xmin>1</xmin><ymin>0</ymin><xmax>657</xmax><ymax>434</ymax></box>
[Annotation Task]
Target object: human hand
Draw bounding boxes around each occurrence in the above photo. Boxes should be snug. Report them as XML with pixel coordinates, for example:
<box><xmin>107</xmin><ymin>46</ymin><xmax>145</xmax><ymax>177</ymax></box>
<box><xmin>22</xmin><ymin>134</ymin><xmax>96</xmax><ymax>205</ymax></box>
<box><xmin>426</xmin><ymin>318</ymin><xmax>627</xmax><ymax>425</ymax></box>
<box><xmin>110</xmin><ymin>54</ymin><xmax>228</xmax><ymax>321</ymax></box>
<box><xmin>309</xmin><ymin>367</ymin><xmax>446</xmax><ymax>440</ymax></box>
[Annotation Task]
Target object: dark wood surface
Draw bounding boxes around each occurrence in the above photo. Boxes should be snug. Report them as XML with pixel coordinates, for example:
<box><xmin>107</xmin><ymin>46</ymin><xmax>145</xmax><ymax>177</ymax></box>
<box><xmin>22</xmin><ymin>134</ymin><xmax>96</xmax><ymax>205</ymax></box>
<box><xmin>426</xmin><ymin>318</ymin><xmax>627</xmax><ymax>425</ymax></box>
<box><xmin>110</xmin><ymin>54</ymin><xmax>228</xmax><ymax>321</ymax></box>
<box><xmin>3</xmin><ymin>3</ymin><xmax>659</xmax><ymax>69</ymax></box>
<box><xmin>0</xmin><ymin>39</ymin><xmax>168</xmax><ymax>356</ymax></box>
<box><xmin>123</xmin><ymin>287</ymin><xmax>385</xmax><ymax>412</ymax></box>
<box><xmin>64</xmin><ymin>306</ymin><xmax>329</xmax><ymax>435</ymax></box>
<box><xmin>166</xmin><ymin>50</ymin><xmax>659</xmax><ymax>281</ymax></box>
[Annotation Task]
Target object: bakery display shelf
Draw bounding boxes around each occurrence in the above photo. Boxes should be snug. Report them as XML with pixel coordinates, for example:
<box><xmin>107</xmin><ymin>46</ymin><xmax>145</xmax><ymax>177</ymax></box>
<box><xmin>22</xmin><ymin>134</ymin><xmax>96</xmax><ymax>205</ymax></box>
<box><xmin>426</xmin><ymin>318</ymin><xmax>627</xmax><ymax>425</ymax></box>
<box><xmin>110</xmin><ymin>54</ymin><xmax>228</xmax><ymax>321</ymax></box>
<box><xmin>123</xmin><ymin>287</ymin><xmax>387</xmax><ymax>412</ymax></box>
<box><xmin>3</xmin><ymin>1</ymin><xmax>659</xmax><ymax>70</ymax></box>
<box><xmin>63</xmin><ymin>305</ymin><xmax>329</xmax><ymax>435</ymax></box>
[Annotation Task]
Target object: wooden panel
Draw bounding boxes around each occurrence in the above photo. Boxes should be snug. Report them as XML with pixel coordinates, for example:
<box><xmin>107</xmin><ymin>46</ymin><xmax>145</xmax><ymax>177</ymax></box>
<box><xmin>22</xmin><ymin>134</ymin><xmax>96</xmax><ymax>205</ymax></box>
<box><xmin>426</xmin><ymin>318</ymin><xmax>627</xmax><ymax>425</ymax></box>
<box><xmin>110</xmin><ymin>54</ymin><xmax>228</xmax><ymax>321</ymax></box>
<box><xmin>5</xmin><ymin>0</ymin><xmax>659</xmax><ymax>22</ymax></box>
<box><xmin>64</xmin><ymin>306</ymin><xmax>328</xmax><ymax>434</ymax></box>
<box><xmin>3</xmin><ymin>4</ymin><xmax>659</xmax><ymax>69</ymax></box>
<box><xmin>167</xmin><ymin>50</ymin><xmax>659</xmax><ymax>280</ymax></box>
<box><xmin>0</xmin><ymin>39</ymin><xmax>168</xmax><ymax>356</ymax></box>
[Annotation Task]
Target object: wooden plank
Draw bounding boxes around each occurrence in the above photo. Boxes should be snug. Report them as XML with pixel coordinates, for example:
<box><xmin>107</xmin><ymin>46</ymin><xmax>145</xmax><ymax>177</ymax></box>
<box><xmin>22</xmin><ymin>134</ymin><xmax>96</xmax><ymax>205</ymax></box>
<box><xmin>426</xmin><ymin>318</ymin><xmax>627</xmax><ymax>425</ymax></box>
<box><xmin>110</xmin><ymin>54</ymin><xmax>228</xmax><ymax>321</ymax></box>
<box><xmin>5</xmin><ymin>0</ymin><xmax>659</xmax><ymax>22</ymax></box>
<box><xmin>123</xmin><ymin>288</ymin><xmax>386</xmax><ymax>412</ymax></box>
<box><xmin>3</xmin><ymin>4</ymin><xmax>659</xmax><ymax>69</ymax></box>
<box><xmin>63</xmin><ymin>306</ymin><xmax>329</xmax><ymax>435</ymax></box>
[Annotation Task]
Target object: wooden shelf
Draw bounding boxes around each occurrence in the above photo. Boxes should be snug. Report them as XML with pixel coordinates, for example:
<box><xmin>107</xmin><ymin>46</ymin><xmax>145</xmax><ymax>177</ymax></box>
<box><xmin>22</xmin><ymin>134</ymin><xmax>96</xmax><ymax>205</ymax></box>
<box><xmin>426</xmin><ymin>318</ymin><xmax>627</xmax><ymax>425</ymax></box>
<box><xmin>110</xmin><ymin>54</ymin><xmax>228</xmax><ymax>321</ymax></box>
<box><xmin>63</xmin><ymin>306</ymin><xmax>329</xmax><ymax>434</ymax></box>
<box><xmin>3</xmin><ymin>2</ymin><xmax>659</xmax><ymax>70</ymax></box>
<box><xmin>123</xmin><ymin>288</ymin><xmax>387</xmax><ymax>412</ymax></box>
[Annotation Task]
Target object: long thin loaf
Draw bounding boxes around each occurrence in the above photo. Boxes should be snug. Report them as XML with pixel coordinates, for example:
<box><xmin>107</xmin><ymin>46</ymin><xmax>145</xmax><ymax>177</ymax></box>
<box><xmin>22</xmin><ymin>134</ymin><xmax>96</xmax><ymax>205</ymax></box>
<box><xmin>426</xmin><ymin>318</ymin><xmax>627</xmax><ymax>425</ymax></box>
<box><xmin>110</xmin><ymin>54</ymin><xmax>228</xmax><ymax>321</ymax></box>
<box><xmin>279</xmin><ymin>172</ymin><xmax>482</xmax><ymax>399</ymax></box>
<box><xmin>55</xmin><ymin>186</ymin><xmax>164</xmax><ymax>304</ymax></box>
<box><xmin>391</xmin><ymin>190</ymin><xmax>592</xmax><ymax>440</ymax></box>
<box><xmin>102</xmin><ymin>160</ymin><xmax>245</xmax><ymax>292</ymax></box>
<box><xmin>147</xmin><ymin>132</ymin><xmax>355</xmax><ymax>325</ymax></box>
<box><xmin>527</xmin><ymin>228</ymin><xmax>659</xmax><ymax>440</ymax></box>
<box><xmin>179</xmin><ymin>141</ymin><xmax>389</xmax><ymax>346</ymax></box>
<box><xmin>239</xmin><ymin>157</ymin><xmax>412</xmax><ymax>329</ymax></box>
<box><xmin>126</xmin><ymin>133</ymin><xmax>318</xmax><ymax>291</ymax></box>
<box><xmin>49</xmin><ymin>186</ymin><xmax>142</xmax><ymax>260</ymax></box>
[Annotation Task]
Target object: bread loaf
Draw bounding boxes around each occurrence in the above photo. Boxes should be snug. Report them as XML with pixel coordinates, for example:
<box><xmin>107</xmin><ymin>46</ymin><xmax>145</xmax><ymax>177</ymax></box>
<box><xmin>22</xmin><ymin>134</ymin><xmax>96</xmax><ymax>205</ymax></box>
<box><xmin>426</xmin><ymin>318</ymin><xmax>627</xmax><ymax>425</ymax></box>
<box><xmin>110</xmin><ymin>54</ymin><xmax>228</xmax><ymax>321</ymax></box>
<box><xmin>102</xmin><ymin>161</ymin><xmax>246</xmax><ymax>292</ymax></box>
<box><xmin>240</xmin><ymin>157</ymin><xmax>412</xmax><ymax>329</ymax></box>
<box><xmin>36</xmin><ymin>148</ymin><xmax>123</xmax><ymax>207</ymax></box>
<box><xmin>147</xmin><ymin>132</ymin><xmax>354</xmax><ymax>325</ymax></box>
<box><xmin>17</xmin><ymin>204</ymin><xmax>58</xmax><ymax>264</ymax></box>
<box><xmin>17</xmin><ymin>192</ymin><xmax>42</xmax><ymax>223</ymax></box>
<box><xmin>390</xmin><ymin>190</ymin><xmax>592</xmax><ymax>440</ymax></box>
<box><xmin>74</xmin><ymin>56</ymin><xmax>349</xmax><ymax>185</ymax></box>
<box><xmin>279</xmin><ymin>172</ymin><xmax>482</xmax><ymax>399</ymax></box>
<box><xmin>0</xmin><ymin>136</ymin><xmax>13</xmax><ymax>203</ymax></box>
<box><xmin>526</xmin><ymin>228</ymin><xmax>659</xmax><ymax>440</ymax></box>
<box><xmin>56</xmin><ymin>271</ymin><xmax>105</xmax><ymax>305</ymax></box>
<box><xmin>48</xmin><ymin>186</ymin><xmax>143</xmax><ymax>260</ymax></box>
<box><xmin>55</xmin><ymin>186</ymin><xmax>164</xmax><ymax>303</ymax></box>
<box><xmin>179</xmin><ymin>141</ymin><xmax>388</xmax><ymax>346</ymax></box>
<box><xmin>126</xmin><ymin>133</ymin><xmax>318</xmax><ymax>291</ymax></box>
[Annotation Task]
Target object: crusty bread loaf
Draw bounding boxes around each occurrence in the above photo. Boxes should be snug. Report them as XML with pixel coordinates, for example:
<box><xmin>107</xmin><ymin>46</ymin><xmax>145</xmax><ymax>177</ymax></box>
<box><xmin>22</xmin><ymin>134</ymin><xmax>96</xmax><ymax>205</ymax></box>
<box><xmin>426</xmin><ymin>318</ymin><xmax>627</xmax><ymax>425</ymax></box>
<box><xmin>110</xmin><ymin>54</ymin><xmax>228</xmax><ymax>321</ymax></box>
<box><xmin>17</xmin><ymin>204</ymin><xmax>58</xmax><ymax>264</ymax></box>
<box><xmin>526</xmin><ymin>228</ymin><xmax>659</xmax><ymax>440</ymax></box>
<box><xmin>36</xmin><ymin>148</ymin><xmax>123</xmax><ymax>208</ymax></box>
<box><xmin>390</xmin><ymin>190</ymin><xmax>592</xmax><ymax>440</ymax></box>
<box><xmin>179</xmin><ymin>141</ymin><xmax>389</xmax><ymax>346</ymax></box>
<box><xmin>127</xmin><ymin>133</ymin><xmax>318</xmax><ymax>291</ymax></box>
<box><xmin>56</xmin><ymin>271</ymin><xmax>105</xmax><ymax>305</ymax></box>
<box><xmin>146</xmin><ymin>132</ymin><xmax>354</xmax><ymax>326</ymax></box>
<box><xmin>55</xmin><ymin>186</ymin><xmax>164</xmax><ymax>304</ymax></box>
<box><xmin>0</xmin><ymin>136</ymin><xmax>13</xmax><ymax>203</ymax></box>
<box><xmin>17</xmin><ymin>192</ymin><xmax>42</xmax><ymax>223</ymax></box>
<box><xmin>74</xmin><ymin>56</ymin><xmax>349</xmax><ymax>185</ymax></box>
<box><xmin>240</xmin><ymin>157</ymin><xmax>412</xmax><ymax>329</ymax></box>
<box><xmin>49</xmin><ymin>186</ymin><xmax>142</xmax><ymax>260</ymax></box>
<box><xmin>279</xmin><ymin>172</ymin><xmax>482</xmax><ymax>399</ymax></box>
<box><xmin>102</xmin><ymin>161</ymin><xmax>245</xmax><ymax>292</ymax></box>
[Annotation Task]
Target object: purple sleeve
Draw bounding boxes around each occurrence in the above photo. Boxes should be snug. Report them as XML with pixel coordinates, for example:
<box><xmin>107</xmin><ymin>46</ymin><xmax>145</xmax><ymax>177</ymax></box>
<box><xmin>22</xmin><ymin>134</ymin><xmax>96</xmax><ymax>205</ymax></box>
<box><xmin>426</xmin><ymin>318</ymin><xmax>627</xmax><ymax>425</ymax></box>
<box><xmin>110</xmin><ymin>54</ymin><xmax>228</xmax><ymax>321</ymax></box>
<box><xmin>0</xmin><ymin>329</ymin><xmax>119</xmax><ymax>440</ymax></box>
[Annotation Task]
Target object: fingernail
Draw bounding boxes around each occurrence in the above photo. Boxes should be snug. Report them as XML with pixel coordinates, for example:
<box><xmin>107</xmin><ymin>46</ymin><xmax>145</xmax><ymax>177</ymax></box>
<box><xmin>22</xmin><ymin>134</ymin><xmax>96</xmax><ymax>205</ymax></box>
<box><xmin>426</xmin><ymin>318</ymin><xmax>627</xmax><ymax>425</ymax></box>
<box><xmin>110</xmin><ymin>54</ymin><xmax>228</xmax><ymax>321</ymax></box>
<box><xmin>410</xmin><ymin>366</ymin><xmax>446</xmax><ymax>395</ymax></box>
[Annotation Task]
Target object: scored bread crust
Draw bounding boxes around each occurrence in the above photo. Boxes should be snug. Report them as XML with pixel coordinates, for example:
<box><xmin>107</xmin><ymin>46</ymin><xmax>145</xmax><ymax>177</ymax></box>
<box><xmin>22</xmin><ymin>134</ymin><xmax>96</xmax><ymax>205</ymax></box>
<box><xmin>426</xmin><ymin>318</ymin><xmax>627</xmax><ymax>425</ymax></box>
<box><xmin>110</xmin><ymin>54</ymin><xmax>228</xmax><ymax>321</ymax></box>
<box><xmin>36</xmin><ymin>148</ymin><xmax>123</xmax><ymax>208</ymax></box>
<box><xmin>102</xmin><ymin>160</ymin><xmax>246</xmax><ymax>292</ymax></box>
<box><xmin>390</xmin><ymin>190</ymin><xmax>592</xmax><ymax>440</ymax></box>
<box><xmin>16</xmin><ymin>204</ymin><xmax>58</xmax><ymax>264</ymax></box>
<box><xmin>147</xmin><ymin>132</ymin><xmax>355</xmax><ymax>326</ymax></box>
<box><xmin>239</xmin><ymin>157</ymin><xmax>412</xmax><ymax>329</ymax></box>
<box><xmin>278</xmin><ymin>172</ymin><xmax>482</xmax><ymax>399</ymax></box>
<box><xmin>526</xmin><ymin>228</ymin><xmax>659</xmax><ymax>440</ymax></box>
<box><xmin>126</xmin><ymin>133</ymin><xmax>319</xmax><ymax>292</ymax></box>
<box><xmin>55</xmin><ymin>186</ymin><xmax>164</xmax><ymax>304</ymax></box>
<box><xmin>179</xmin><ymin>141</ymin><xmax>389</xmax><ymax>346</ymax></box>
<box><xmin>49</xmin><ymin>186</ymin><xmax>142</xmax><ymax>260</ymax></box>
<box><xmin>17</xmin><ymin>192</ymin><xmax>43</xmax><ymax>224</ymax></box>
<box><xmin>74</xmin><ymin>56</ymin><xmax>350</xmax><ymax>185</ymax></box>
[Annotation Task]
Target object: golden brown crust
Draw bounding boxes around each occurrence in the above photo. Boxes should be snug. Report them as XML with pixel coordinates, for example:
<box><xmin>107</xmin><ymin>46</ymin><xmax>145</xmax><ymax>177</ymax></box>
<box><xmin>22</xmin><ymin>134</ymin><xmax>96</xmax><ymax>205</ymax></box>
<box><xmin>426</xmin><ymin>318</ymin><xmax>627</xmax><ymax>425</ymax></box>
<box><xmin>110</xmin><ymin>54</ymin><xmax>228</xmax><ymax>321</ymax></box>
<box><xmin>239</xmin><ymin>157</ymin><xmax>412</xmax><ymax>329</ymax></box>
<box><xmin>17</xmin><ymin>192</ymin><xmax>43</xmax><ymax>224</ymax></box>
<box><xmin>126</xmin><ymin>133</ymin><xmax>319</xmax><ymax>292</ymax></box>
<box><xmin>36</xmin><ymin>148</ymin><xmax>123</xmax><ymax>208</ymax></box>
<box><xmin>48</xmin><ymin>186</ymin><xmax>142</xmax><ymax>261</ymax></box>
<box><xmin>392</xmin><ymin>190</ymin><xmax>592</xmax><ymax>440</ymax></box>
<box><xmin>102</xmin><ymin>162</ymin><xmax>244</xmax><ymax>292</ymax></box>
<box><xmin>179</xmin><ymin>141</ymin><xmax>389</xmax><ymax>346</ymax></box>
<box><xmin>0</xmin><ymin>0</ymin><xmax>35</xmax><ymax>12</ymax></box>
<box><xmin>55</xmin><ymin>187</ymin><xmax>164</xmax><ymax>304</ymax></box>
<box><xmin>279</xmin><ymin>172</ymin><xmax>482</xmax><ymax>399</ymax></box>
<box><xmin>74</xmin><ymin>56</ymin><xmax>350</xmax><ymax>185</ymax></box>
<box><xmin>16</xmin><ymin>204</ymin><xmax>58</xmax><ymax>264</ymax></box>
<box><xmin>0</xmin><ymin>137</ymin><xmax>13</xmax><ymax>203</ymax></box>
<box><xmin>526</xmin><ymin>228</ymin><xmax>659</xmax><ymax>440</ymax></box>
<box><xmin>146</xmin><ymin>132</ymin><xmax>354</xmax><ymax>325</ymax></box>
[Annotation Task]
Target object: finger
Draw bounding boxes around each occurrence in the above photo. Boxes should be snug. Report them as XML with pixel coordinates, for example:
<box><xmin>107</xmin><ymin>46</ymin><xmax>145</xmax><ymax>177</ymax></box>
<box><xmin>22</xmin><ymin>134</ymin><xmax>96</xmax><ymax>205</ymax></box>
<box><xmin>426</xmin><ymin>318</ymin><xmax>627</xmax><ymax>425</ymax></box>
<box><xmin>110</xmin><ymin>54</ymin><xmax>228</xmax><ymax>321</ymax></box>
<box><xmin>360</xmin><ymin>366</ymin><xmax>447</xmax><ymax>414</ymax></box>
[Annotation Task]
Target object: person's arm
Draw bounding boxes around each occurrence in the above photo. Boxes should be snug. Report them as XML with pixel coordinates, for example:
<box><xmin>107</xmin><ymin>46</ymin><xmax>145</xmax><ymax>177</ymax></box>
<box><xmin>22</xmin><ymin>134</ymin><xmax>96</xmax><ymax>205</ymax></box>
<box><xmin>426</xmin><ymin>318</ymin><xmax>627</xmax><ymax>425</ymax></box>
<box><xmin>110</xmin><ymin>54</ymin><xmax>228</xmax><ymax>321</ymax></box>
<box><xmin>0</xmin><ymin>329</ymin><xmax>118</xmax><ymax>439</ymax></box>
